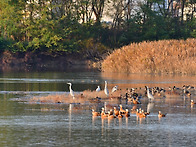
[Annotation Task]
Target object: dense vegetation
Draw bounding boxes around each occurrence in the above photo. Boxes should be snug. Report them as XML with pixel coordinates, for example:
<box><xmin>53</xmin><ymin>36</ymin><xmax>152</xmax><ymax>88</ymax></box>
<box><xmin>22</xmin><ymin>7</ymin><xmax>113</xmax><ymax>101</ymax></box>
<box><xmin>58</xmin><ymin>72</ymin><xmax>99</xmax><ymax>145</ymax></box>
<box><xmin>102</xmin><ymin>38</ymin><xmax>196</xmax><ymax>74</ymax></box>
<box><xmin>0</xmin><ymin>0</ymin><xmax>196</xmax><ymax>60</ymax></box>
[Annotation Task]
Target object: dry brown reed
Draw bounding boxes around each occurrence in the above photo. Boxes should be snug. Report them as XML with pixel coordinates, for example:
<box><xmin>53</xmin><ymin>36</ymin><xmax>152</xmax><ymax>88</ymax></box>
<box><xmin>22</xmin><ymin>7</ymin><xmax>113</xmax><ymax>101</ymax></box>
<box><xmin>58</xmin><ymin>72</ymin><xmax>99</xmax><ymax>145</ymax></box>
<box><xmin>29</xmin><ymin>94</ymin><xmax>86</xmax><ymax>104</ymax></box>
<box><xmin>102</xmin><ymin>39</ymin><xmax>196</xmax><ymax>74</ymax></box>
<box><xmin>28</xmin><ymin>89</ymin><xmax>125</xmax><ymax>104</ymax></box>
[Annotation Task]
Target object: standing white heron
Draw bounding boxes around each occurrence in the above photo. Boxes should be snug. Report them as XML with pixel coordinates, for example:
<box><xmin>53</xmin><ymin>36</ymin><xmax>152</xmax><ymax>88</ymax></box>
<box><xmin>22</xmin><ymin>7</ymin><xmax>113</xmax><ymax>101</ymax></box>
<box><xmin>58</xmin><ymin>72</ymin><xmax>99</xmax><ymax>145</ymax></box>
<box><xmin>96</xmin><ymin>86</ymin><xmax>101</xmax><ymax>92</ymax></box>
<box><xmin>67</xmin><ymin>83</ymin><xmax>75</xmax><ymax>99</ymax></box>
<box><xmin>104</xmin><ymin>81</ymin><xmax>109</xmax><ymax>97</ymax></box>
<box><xmin>111</xmin><ymin>85</ymin><xmax>118</xmax><ymax>93</ymax></box>
<box><xmin>146</xmin><ymin>86</ymin><xmax>154</xmax><ymax>100</ymax></box>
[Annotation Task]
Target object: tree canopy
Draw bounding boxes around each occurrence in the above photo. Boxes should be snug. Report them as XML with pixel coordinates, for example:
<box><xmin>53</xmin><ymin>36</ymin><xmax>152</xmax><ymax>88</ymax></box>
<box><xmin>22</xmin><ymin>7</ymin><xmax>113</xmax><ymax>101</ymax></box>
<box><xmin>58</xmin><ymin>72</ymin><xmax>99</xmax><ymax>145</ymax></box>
<box><xmin>0</xmin><ymin>0</ymin><xmax>196</xmax><ymax>57</ymax></box>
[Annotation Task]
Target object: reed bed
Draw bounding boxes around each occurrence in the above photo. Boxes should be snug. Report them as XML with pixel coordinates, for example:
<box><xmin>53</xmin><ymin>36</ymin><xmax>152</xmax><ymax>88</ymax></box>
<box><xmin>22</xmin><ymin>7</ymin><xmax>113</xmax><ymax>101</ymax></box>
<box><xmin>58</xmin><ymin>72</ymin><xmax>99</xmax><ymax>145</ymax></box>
<box><xmin>102</xmin><ymin>39</ymin><xmax>196</xmax><ymax>74</ymax></box>
<box><xmin>28</xmin><ymin>90</ymin><xmax>123</xmax><ymax>104</ymax></box>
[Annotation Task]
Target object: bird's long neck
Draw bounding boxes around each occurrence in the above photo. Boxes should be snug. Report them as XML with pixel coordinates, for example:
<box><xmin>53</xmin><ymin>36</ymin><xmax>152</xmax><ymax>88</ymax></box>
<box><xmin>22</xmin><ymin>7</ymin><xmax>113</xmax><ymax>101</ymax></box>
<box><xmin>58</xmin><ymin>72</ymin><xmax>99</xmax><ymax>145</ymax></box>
<box><xmin>105</xmin><ymin>82</ymin><xmax>107</xmax><ymax>89</ymax></box>
<box><xmin>69</xmin><ymin>85</ymin><xmax>72</xmax><ymax>91</ymax></box>
<box><xmin>147</xmin><ymin>88</ymin><xmax>150</xmax><ymax>94</ymax></box>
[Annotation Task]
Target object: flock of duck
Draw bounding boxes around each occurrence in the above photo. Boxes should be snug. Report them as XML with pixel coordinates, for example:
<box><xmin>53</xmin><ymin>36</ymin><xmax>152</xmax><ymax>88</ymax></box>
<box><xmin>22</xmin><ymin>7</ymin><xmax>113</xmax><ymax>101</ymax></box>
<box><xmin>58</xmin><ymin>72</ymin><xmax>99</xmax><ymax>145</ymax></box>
<box><xmin>92</xmin><ymin>105</ymin><xmax>166</xmax><ymax>119</ymax></box>
<box><xmin>67</xmin><ymin>81</ymin><xmax>195</xmax><ymax>119</ymax></box>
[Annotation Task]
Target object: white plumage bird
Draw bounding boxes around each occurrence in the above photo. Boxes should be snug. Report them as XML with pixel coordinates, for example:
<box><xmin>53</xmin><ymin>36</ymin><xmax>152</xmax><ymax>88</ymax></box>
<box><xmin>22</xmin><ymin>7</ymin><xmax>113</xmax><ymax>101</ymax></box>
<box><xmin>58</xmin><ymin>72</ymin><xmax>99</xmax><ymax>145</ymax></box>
<box><xmin>67</xmin><ymin>83</ymin><xmax>75</xmax><ymax>99</ymax></box>
<box><xmin>96</xmin><ymin>86</ymin><xmax>101</xmax><ymax>92</ymax></box>
<box><xmin>111</xmin><ymin>85</ymin><xmax>118</xmax><ymax>93</ymax></box>
<box><xmin>104</xmin><ymin>81</ymin><xmax>109</xmax><ymax>97</ymax></box>
<box><xmin>146</xmin><ymin>86</ymin><xmax>154</xmax><ymax>100</ymax></box>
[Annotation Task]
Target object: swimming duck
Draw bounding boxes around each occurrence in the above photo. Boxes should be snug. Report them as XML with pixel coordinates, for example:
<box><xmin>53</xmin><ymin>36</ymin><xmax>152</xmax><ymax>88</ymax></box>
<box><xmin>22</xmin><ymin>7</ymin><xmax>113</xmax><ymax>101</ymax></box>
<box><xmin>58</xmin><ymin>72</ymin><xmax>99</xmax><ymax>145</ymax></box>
<box><xmin>136</xmin><ymin>109</ymin><xmax>140</xmax><ymax>116</ymax></box>
<box><xmin>101</xmin><ymin>108</ymin><xmax>105</xmax><ymax>115</ymax></box>
<box><xmin>101</xmin><ymin>108</ymin><xmax>108</xmax><ymax>118</ymax></box>
<box><xmin>109</xmin><ymin>109</ymin><xmax>113</xmax><ymax>115</ymax></box>
<box><xmin>108</xmin><ymin>111</ymin><xmax>116</xmax><ymax>119</ymax></box>
<box><xmin>125</xmin><ymin>109</ymin><xmax>130</xmax><ymax>117</ymax></box>
<box><xmin>132</xmin><ymin>97</ymin><xmax>141</xmax><ymax>104</ymax></box>
<box><xmin>92</xmin><ymin>109</ymin><xmax>100</xmax><ymax>116</ymax></box>
<box><xmin>138</xmin><ymin>110</ymin><xmax>147</xmax><ymax>118</ymax></box>
<box><xmin>183</xmin><ymin>88</ymin><xmax>191</xmax><ymax>96</ymax></box>
<box><xmin>119</xmin><ymin>104</ymin><xmax>126</xmax><ymax>114</ymax></box>
<box><xmin>191</xmin><ymin>100</ymin><xmax>195</xmax><ymax>105</ymax></box>
<box><xmin>114</xmin><ymin>107</ymin><xmax>119</xmax><ymax>116</ymax></box>
<box><xmin>144</xmin><ymin>111</ymin><xmax>150</xmax><ymax>115</ymax></box>
<box><xmin>118</xmin><ymin>111</ymin><xmax>123</xmax><ymax>118</ymax></box>
<box><xmin>158</xmin><ymin>111</ymin><xmax>166</xmax><ymax>117</ymax></box>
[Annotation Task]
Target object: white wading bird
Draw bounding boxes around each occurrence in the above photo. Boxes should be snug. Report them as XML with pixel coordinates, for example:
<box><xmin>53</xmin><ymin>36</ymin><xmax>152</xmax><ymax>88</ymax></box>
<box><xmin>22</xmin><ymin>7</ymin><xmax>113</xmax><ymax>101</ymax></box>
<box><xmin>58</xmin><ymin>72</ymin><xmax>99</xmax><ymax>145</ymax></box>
<box><xmin>67</xmin><ymin>83</ymin><xmax>75</xmax><ymax>99</ymax></box>
<box><xmin>146</xmin><ymin>86</ymin><xmax>154</xmax><ymax>100</ymax></box>
<box><xmin>111</xmin><ymin>85</ymin><xmax>118</xmax><ymax>93</ymax></box>
<box><xmin>96</xmin><ymin>86</ymin><xmax>101</xmax><ymax>92</ymax></box>
<box><xmin>104</xmin><ymin>81</ymin><xmax>109</xmax><ymax>97</ymax></box>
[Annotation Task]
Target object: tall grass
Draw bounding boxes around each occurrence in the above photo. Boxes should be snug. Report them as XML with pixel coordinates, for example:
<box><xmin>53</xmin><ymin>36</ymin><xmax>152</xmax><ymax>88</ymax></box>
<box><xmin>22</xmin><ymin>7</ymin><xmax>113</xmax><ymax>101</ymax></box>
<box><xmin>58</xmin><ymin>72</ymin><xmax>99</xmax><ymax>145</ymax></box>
<box><xmin>102</xmin><ymin>39</ymin><xmax>196</xmax><ymax>74</ymax></box>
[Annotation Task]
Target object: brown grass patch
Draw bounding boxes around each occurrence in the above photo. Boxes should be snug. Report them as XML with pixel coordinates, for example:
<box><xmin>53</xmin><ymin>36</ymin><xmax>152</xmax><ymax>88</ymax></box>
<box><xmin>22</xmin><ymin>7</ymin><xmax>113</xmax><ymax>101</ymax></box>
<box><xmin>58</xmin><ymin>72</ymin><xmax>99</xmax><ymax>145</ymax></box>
<box><xmin>102</xmin><ymin>39</ymin><xmax>196</xmax><ymax>74</ymax></box>
<box><xmin>29</xmin><ymin>94</ymin><xmax>86</xmax><ymax>104</ymax></box>
<box><xmin>28</xmin><ymin>89</ymin><xmax>127</xmax><ymax>104</ymax></box>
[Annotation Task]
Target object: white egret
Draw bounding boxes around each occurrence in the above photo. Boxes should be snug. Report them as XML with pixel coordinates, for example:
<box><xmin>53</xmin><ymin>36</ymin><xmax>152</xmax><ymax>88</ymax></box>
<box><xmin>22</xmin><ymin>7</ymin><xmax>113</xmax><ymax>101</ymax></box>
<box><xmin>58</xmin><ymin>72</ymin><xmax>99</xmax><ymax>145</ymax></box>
<box><xmin>146</xmin><ymin>86</ymin><xmax>154</xmax><ymax>100</ymax></box>
<box><xmin>104</xmin><ymin>81</ymin><xmax>109</xmax><ymax>97</ymax></box>
<box><xmin>96</xmin><ymin>86</ymin><xmax>101</xmax><ymax>92</ymax></box>
<box><xmin>111</xmin><ymin>85</ymin><xmax>118</xmax><ymax>93</ymax></box>
<box><xmin>67</xmin><ymin>83</ymin><xmax>75</xmax><ymax>99</ymax></box>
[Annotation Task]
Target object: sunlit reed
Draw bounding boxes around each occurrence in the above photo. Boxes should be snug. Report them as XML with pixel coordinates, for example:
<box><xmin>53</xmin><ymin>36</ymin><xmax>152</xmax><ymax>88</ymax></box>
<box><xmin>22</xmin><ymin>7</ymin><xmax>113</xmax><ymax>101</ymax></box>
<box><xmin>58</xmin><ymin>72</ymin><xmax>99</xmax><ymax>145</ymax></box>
<box><xmin>102</xmin><ymin>39</ymin><xmax>196</xmax><ymax>74</ymax></box>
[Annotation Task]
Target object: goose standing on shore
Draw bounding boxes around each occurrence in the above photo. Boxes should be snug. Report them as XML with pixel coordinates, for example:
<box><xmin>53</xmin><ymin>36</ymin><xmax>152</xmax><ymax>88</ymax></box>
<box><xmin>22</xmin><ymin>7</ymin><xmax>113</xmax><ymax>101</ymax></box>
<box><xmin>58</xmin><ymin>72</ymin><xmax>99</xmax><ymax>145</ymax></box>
<box><xmin>96</xmin><ymin>86</ymin><xmax>101</xmax><ymax>92</ymax></box>
<box><xmin>104</xmin><ymin>81</ymin><xmax>109</xmax><ymax>97</ymax></box>
<box><xmin>111</xmin><ymin>85</ymin><xmax>118</xmax><ymax>93</ymax></box>
<box><xmin>67</xmin><ymin>83</ymin><xmax>75</xmax><ymax>99</ymax></box>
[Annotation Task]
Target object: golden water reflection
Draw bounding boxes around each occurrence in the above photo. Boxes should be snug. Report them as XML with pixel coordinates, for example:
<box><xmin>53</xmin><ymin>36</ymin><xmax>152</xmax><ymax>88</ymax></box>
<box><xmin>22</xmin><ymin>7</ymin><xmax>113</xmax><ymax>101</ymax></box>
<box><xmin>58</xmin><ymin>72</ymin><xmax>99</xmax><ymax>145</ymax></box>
<box><xmin>101</xmin><ymin>72</ymin><xmax>196</xmax><ymax>89</ymax></box>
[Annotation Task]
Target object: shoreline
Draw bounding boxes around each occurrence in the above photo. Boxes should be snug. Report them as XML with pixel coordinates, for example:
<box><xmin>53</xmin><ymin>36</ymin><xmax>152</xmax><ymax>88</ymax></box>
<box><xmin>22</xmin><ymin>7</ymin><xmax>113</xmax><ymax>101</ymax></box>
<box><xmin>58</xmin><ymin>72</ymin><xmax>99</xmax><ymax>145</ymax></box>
<box><xmin>0</xmin><ymin>51</ymin><xmax>101</xmax><ymax>72</ymax></box>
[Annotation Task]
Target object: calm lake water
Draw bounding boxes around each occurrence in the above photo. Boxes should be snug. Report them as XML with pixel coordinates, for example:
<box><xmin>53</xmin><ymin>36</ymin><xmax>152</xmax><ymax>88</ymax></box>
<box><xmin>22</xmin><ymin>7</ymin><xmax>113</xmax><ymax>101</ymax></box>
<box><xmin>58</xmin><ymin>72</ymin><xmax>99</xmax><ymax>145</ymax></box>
<box><xmin>0</xmin><ymin>71</ymin><xmax>195</xmax><ymax>146</ymax></box>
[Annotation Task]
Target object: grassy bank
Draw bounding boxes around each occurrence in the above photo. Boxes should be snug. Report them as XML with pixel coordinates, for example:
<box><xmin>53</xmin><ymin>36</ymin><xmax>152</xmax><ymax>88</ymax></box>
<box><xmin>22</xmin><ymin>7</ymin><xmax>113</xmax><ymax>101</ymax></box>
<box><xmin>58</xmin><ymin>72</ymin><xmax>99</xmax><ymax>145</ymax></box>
<box><xmin>102</xmin><ymin>39</ymin><xmax>196</xmax><ymax>75</ymax></box>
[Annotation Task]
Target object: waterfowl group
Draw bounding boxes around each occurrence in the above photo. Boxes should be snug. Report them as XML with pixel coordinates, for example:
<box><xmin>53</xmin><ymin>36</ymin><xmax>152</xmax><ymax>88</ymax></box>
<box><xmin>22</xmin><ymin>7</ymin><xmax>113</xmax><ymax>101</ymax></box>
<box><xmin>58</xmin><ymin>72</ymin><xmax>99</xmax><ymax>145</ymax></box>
<box><xmin>91</xmin><ymin>104</ymin><xmax>169</xmax><ymax>121</ymax></box>
<box><xmin>66</xmin><ymin>83</ymin><xmax>195</xmax><ymax>121</ymax></box>
<box><xmin>135</xmin><ymin>108</ymin><xmax>149</xmax><ymax>118</ymax></box>
<box><xmin>67</xmin><ymin>82</ymin><xmax>194</xmax><ymax>101</ymax></box>
<box><xmin>92</xmin><ymin>105</ymin><xmax>153</xmax><ymax>119</ymax></box>
<box><xmin>95</xmin><ymin>105</ymin><xmax>132</xmax><ymax>119</ymax></box>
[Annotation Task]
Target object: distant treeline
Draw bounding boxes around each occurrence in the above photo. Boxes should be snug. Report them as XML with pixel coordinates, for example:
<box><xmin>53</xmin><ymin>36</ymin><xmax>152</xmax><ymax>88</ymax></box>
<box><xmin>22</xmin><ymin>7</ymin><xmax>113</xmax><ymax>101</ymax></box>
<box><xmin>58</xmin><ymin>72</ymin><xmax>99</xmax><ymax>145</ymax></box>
<box><xmin>0</xmin><ymin>0</ymin><xmax>196</xmax><ymax>59</ymax></box>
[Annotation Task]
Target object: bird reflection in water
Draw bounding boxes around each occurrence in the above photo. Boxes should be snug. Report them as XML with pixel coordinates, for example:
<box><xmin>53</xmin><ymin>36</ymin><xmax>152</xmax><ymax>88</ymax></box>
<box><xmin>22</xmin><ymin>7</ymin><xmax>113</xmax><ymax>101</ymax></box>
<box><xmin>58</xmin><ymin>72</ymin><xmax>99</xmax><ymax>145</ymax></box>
<box><xmin>92</xmin><ymin>116</ymin><xmax>98</xmax><ymax>126</ymax></box>
<box><xmin>101</xmin><ymin>118</ymin><xmax>107</xmax><ymax>136</ymax></box>
<box><xmin>118</xmin><ymin>117</ymin><xmax>122</xmax><ymax>139</ymax></box>
<box><xmin>126</xmin><ymin>117</ymin><xmax>128</xmax><ymax>128</ymax></box>
<box><xmin>147</xmin><ymin>102</ymin><xmax>154</xmax><ymax>114</ymax></box>
<box><xmin>68</xmin><ymin>104</ymin><xmax>73</xmax><ymax>142</ymax></box>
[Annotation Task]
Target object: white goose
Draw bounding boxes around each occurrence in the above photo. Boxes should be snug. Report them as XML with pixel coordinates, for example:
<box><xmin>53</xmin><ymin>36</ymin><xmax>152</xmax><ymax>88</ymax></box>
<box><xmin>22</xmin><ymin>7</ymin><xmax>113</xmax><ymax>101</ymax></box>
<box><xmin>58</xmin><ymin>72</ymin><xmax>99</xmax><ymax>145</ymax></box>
<box><xmin>67</xmin><ymin>83</ymin><xmax>75</xmax><ymax>99</ymax></box>
<box><xmin>111</xmin><ymin>85</ymin><xmax>118</xmax><ymax>93</ymax></box>
<box><xmin>96</xmin><ymin>86</ymin><xmax>101</xmax><ymax>92</ymax></box>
